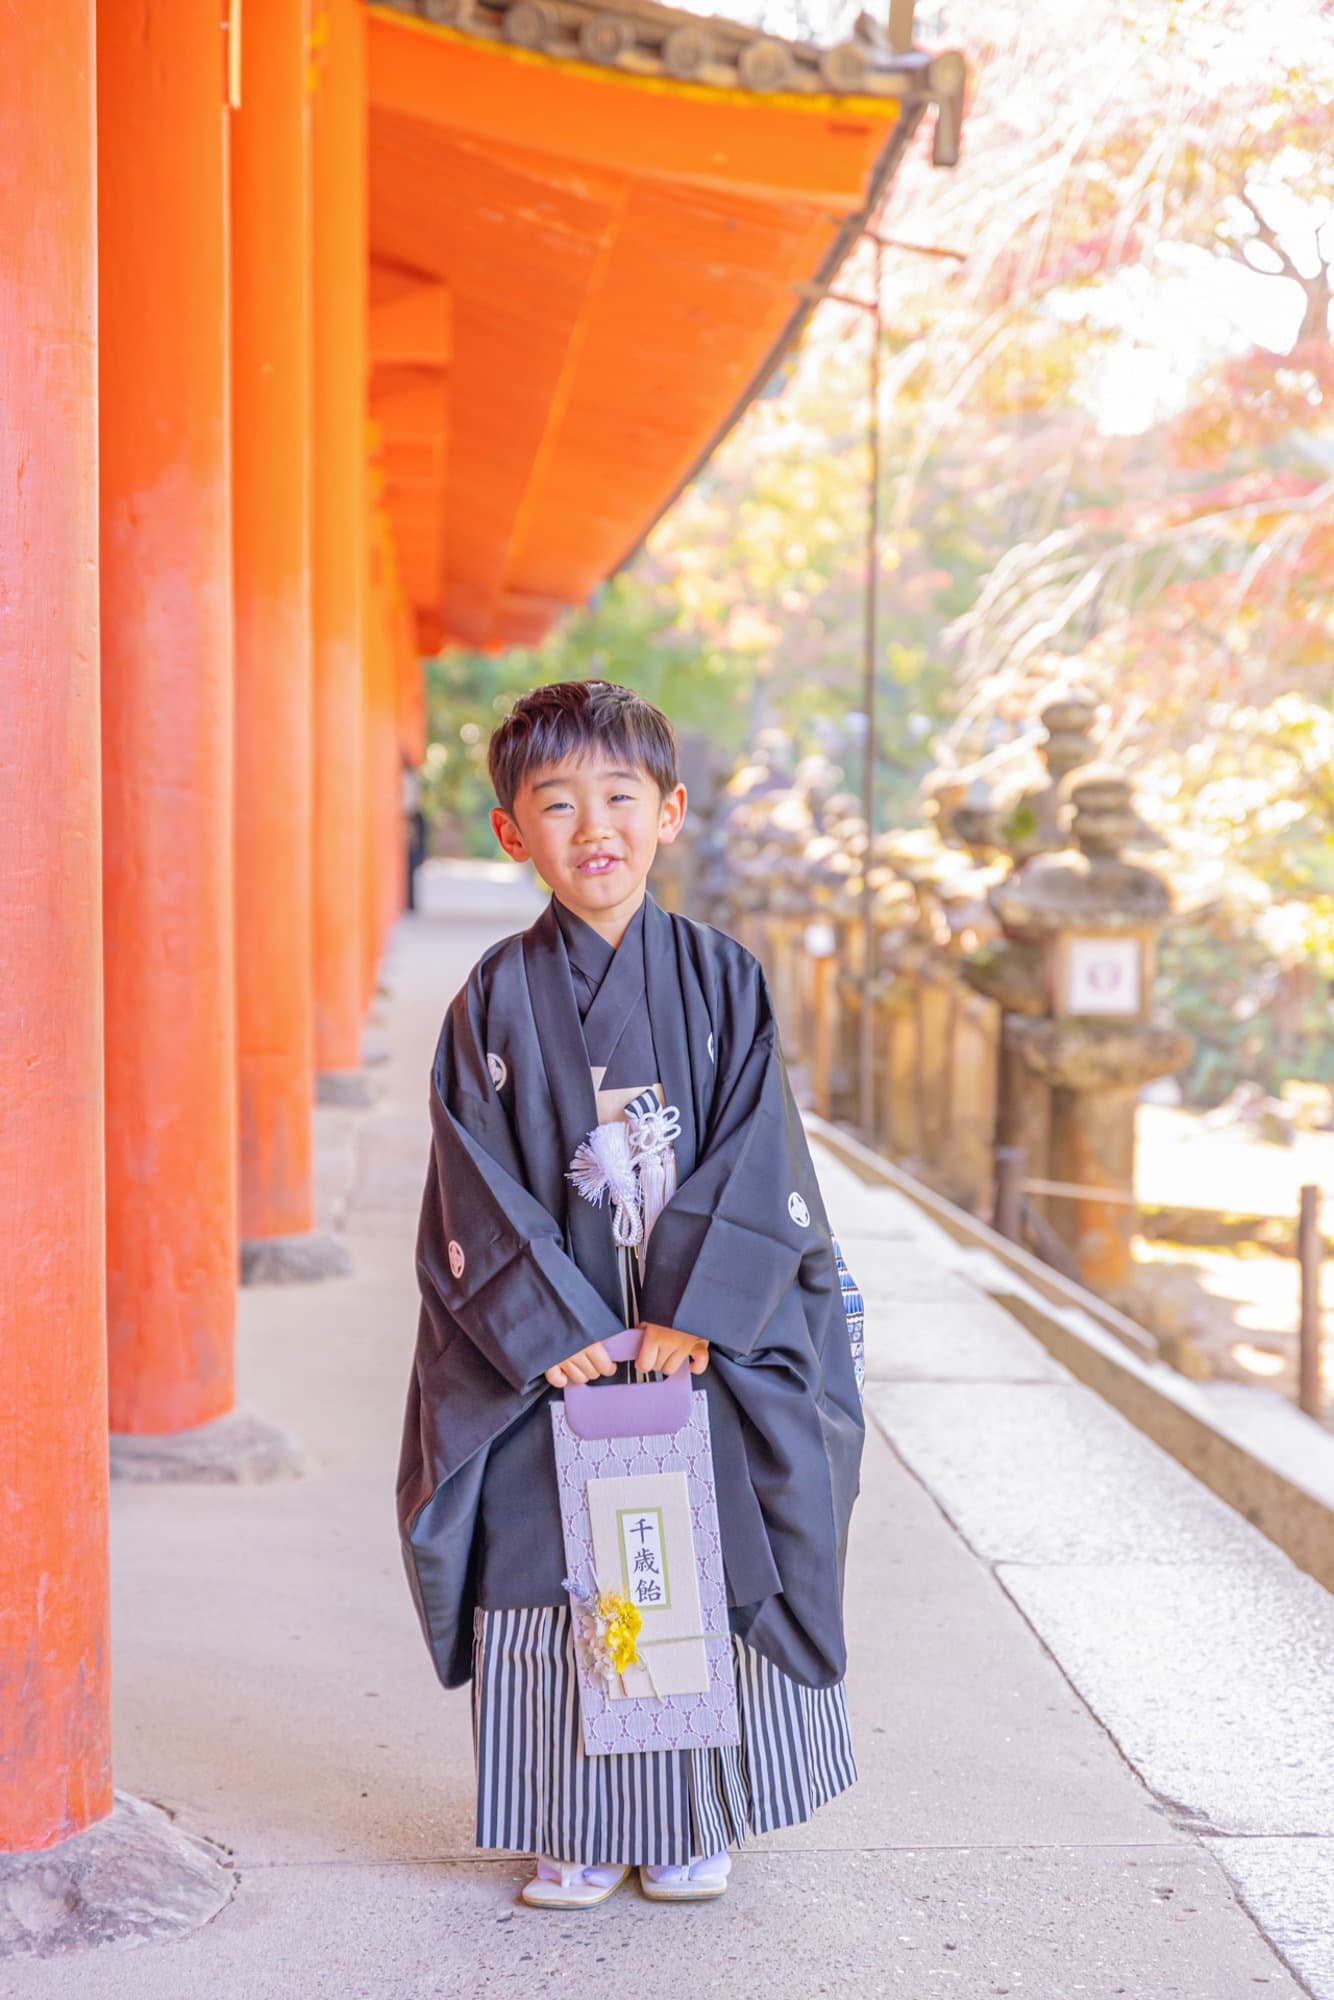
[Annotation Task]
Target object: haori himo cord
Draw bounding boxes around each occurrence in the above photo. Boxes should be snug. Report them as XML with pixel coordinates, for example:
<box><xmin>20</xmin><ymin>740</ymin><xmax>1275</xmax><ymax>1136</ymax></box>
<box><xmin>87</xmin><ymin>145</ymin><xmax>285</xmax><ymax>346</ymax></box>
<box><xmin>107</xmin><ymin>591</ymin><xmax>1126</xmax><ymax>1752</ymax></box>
<box><xmin>397</xmin><ymin>680</ymin><xmax>864</xmax><ymax>1910</ymax></box>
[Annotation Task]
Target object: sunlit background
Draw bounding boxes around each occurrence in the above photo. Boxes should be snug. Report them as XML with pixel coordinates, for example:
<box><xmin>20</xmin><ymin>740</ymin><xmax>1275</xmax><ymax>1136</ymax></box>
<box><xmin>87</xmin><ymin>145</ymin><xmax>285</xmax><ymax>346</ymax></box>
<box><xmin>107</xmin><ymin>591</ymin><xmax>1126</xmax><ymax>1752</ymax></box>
<box><xmin>419</xmin><ymin>0</ymin><xmax>1334</xmax><ymax>1388</ymax></box>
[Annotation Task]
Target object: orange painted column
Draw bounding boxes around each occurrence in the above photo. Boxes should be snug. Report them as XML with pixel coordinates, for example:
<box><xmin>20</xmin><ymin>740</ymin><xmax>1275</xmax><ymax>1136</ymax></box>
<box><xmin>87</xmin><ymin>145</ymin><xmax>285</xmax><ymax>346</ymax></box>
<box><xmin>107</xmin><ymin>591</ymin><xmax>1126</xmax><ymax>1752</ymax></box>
<box><xmin>365</xmin><ymin>562</ymin><xmax>399</xmax><ymax>990</ymax></box>
<box><xmin>0</xmin><ymin>0</ymin><xmax>112</xmax><ymax>1850</ymax></box>
<box><xmin>395</xmin><ymin>604</ymin><xmax>425</xmax><ymax>916</ymax></box>
<box><xmin>312</xmin><ymin>0</ymin><xmax>369</xmax><ymax>1078</ymax></box>
<box><xmin>359</xmin><ymin>537</ymin><xmax>376</xmax><ymax>1012</ymax></box>
<box><xmin>388</xmin><ymin>629</ymin><xmax>407</xmax><ymax>925</ymax></box>
<box><xmin>374</xmin><ymin>569</ymin><xmax>404</xmax><ymax>958</ymax></box>
<box><xmin>232</xmin><ymin>0</ymin><xmax>316</xmax><ymax>1242</ymax></box>
<box><xmin>361</xmin><ymin>490</ymin><xmax>387</xmax><ymax>1008</ymax></box>
<box><xmin>363</xmin><ymin>581</ymin><xmax>387</xmax><ymax>996</ymax></box>
<box><xmin>99</xmin><ymin>0</ymin><xmax>237</xmax><ymax>1432</ymax></box>
<box><xmin>395</xmin><ymin>602</ymin><xmax>427</xmax><ymax>767</ymax></box>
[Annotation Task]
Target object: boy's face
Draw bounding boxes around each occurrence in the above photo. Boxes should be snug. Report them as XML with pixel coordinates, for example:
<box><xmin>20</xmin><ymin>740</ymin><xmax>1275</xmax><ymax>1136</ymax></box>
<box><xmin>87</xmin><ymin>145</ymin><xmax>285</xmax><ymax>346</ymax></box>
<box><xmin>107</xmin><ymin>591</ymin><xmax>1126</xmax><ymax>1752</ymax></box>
<box><xmin>490</xmin><ymin>755</ymin><xmax>687</xmax><ymax>931</ymax></box>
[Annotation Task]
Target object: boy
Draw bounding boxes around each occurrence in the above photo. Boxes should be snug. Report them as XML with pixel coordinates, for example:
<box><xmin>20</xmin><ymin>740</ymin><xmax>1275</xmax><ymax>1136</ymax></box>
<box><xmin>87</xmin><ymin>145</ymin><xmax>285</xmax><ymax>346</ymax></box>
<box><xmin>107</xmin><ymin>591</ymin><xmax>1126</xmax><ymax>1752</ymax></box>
<box><xmin>398</xmin><ymin>680</ymin><xmax>862</xmax><ymax>1909</ymax></box>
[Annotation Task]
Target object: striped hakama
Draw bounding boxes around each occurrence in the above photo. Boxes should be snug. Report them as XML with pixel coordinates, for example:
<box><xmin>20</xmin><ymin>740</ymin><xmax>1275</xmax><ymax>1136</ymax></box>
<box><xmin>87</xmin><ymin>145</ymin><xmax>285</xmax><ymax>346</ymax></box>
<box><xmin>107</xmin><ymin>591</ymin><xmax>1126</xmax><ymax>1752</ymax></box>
<box><xmin>473</xmin><ymin>1606</ymin><xmax>856</xmax><ymax>1868</ymax></box>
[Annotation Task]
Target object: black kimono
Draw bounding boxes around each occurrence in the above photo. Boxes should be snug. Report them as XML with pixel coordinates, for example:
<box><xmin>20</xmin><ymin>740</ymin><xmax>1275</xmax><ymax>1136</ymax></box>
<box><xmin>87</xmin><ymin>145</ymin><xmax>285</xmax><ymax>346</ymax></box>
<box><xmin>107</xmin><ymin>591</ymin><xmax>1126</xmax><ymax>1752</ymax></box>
<box><xmin>398</xmin><ymin>893</ymin><xmax>862</xmax><ymax>1865</ymax></box>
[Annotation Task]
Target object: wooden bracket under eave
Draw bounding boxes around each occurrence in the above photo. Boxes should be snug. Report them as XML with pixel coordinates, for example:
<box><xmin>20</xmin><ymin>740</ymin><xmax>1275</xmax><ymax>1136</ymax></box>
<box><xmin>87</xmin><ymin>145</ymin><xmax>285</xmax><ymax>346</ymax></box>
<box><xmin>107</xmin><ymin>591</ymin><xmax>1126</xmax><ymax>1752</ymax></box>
<box><xmin>370</xmin><ymin>263</ymin><xmax>453</xmax><ymax>368</ymax></box>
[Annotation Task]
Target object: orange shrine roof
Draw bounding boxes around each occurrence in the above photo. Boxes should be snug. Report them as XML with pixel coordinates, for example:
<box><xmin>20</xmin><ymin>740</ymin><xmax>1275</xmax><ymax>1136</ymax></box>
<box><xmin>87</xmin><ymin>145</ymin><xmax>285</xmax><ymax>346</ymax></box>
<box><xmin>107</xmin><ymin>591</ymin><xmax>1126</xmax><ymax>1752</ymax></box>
<box><xmin>366</xmin><ymin>0</ymin><xmax>965</xmax><ymax>651</ymax></box>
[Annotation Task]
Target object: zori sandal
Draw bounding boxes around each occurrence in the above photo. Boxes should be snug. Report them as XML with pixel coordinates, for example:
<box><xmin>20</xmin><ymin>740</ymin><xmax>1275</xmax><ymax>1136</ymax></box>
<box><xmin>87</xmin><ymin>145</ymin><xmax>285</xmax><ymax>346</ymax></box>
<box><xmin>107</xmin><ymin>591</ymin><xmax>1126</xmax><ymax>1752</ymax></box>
<box><xmin>519</xmin><ymin>1856</ymin><xmax>630</xmax><ymax>1910</ymax></box>
<box><xmin>638</xmin><ymin>1851</ymin><xmax>732</xmax><ymax>1903</ymax></box>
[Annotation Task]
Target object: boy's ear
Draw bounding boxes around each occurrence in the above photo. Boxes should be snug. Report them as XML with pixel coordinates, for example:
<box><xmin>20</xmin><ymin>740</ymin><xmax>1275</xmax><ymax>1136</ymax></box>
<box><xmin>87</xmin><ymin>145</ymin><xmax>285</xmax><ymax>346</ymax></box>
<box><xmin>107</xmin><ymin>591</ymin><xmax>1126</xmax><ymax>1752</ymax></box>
<box><xmin>490</xmin><ymin>805</ymin><xmax>528</xmax><ymax>863</ymax></box>
<box><xmin>657</xmin><ymin>782</ymin><xmax>688</xmax><ymax>846</ymax></box>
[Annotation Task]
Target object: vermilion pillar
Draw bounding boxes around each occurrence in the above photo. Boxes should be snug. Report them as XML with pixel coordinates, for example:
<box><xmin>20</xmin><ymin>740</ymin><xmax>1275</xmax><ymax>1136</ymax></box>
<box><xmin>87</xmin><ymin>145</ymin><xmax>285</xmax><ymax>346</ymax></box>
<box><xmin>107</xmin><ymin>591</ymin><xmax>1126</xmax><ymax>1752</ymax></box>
<box><xmin>395</xmin><ymin>602</ymin><xmax>426</xmax><ymax>916</ymax></box>
<box><xmin>387</xmin><ymin>624</ymin><xmax>407</xmax><ymax>927</ymax></box>
<box><xmin>312</xmin><ymin>0</ymin><xmax>369</xmax><ymax>1083</ymax></box>
<box><xmin>396</xmin><ymin>606</ymin><xmax>425</xmax><ymax>773</ymax></box>
<box><xmin>0</xmin><ymin>0</ymin><xmax>111</xmax><ymax>1849</ymax></box>
<box><xmin>232</xmin><ymin>0</ymin><xmax>316</xmax><ymax>1244</ymax></box>
<box><xmin>361</xmin><ymin>560</ymin><xmax>381</xmax><ymax>1008</ymax></box>
<box><xmin>383</xmin><ymin>613</ymin><xmax>409</xmax><ymax>933</ymax></box>
<box><xmin>361</xmin><ymin>499</ymin><xmax>384</xmax><ymax>1009</ymax></box>
<box><xmin>363</xmin><ymin>520</ymin><xmax>401</xmax><ymax>1002</ymax></box>
<box><xmin>99</xmin><ymin>0</ymin><xmax>237</xmax><ymax>1432</ymax></box>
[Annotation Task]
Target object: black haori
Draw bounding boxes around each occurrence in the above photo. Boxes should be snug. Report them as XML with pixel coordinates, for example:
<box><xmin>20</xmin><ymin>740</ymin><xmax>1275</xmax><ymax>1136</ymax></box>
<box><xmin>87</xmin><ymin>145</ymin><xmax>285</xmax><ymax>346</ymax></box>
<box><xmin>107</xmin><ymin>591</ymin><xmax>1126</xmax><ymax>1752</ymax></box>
<box><xmin>398</xmin><ymin>893</ymin><xmax>864</xmax><ymax>1693</ymax></box>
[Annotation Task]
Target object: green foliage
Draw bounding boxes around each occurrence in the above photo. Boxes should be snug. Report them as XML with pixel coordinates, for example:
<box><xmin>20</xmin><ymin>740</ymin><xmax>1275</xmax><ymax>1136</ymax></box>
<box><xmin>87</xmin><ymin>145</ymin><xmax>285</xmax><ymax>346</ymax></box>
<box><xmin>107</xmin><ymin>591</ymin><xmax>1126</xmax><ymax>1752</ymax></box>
<box><xmin>1158</xmin><ymin>914</ymin><xmax>1334</xmax><ymax>1104</ymax></box>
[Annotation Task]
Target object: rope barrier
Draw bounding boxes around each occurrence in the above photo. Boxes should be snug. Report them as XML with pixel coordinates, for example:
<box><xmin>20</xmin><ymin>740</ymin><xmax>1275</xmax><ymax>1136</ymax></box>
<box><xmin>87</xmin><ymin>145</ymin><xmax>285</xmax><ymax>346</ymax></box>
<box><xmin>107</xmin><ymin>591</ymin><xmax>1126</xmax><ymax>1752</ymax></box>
<box><xmin>1022</xmin><ymin>1177</ymin><xmax>1137</xmax><ymax>1205</ymax></box>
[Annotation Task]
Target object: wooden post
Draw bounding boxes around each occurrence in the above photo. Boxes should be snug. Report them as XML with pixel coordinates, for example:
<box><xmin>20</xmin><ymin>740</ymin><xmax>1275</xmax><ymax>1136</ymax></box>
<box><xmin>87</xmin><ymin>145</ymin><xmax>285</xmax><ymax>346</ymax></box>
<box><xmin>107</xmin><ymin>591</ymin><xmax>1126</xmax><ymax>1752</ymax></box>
<box><xmin>810</xmin><ymin>953</ymin><xmax>836</xmax><ymax>1119</ymax></box>
<box><xmin>994</xmin><ymin>1147</ymin><xmax>1025</xmax><ymax>1245</ymax></box>
<box><xmin>99</xmin><ymin>0</ymin><xmax>238</xmax><ymax>1432</ymax></box>
<box><xmin>952</xmin><ymin>987</ymin><xmax>1000</xmax><ymax>1215</ymax></box>
<box><xmin>312</xmin><ymin>0</ymin><xmax>369</xmax><ymax>1082</ymax></box>
<box><xmin>916</xmin><ymin>973</ymin><xmax>953</xmax><ymax>1171</ymax></box>
<box><xmin>864</xmin><ymin>974</ymin><xmax>888</xmax><ymax>1152</ymax></box>
<box><xmin>997</xmin><ymin>1026</ymin><xmax>1052</xmax><ymax>1225</ymax></box>
<box><xmin>887</xmin><ymin>980</ymin><xmax>920</xmax><ymax>1159</ymax></box>
<box><xmin>232</xmin><ymin>0</ymin><xmax>316</xmax><ymax>1246</ymax></box>
<box><xmin>0</xmin><ymin>0</ymin><xmax>110</xmax><ymax>1852</ymax></box>
<box><xmin>1298</xmin><ymin>1183</ymin><xmax>1323</xmax><ymax>1420</ymax></box>
<box><xmin>1048</xmin><ymin>1083</ymin><xmax>1138</xmax><ymax>1296</ymax></box>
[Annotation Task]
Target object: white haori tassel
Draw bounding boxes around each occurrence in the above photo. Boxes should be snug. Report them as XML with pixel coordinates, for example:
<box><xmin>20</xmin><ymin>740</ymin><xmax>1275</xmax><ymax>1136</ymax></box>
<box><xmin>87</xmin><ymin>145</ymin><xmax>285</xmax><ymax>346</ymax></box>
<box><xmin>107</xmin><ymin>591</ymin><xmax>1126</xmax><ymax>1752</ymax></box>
<box><xmin>567</xmin><ymin>1119</ymin><xmax>643</xmax><ymax>1248</ymax></box>
<box><xmin>626</xmin><ymin>1101</ymin><xmax>681</xmax><ymax>1262</ymax></box>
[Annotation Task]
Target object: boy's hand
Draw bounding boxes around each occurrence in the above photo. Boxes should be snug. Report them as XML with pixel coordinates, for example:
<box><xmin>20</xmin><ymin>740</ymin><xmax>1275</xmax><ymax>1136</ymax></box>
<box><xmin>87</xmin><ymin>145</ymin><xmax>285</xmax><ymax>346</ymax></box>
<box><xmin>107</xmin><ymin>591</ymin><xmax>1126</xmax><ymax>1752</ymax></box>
<box><xmin>636</xmin><ymin>1322</ymin><xmax>710</xmax><ymax>1378</ymax></box>
<box><xmin>545</xmin><ymin>1340</ymin><xmax>616</xmax><ymax>1390</ymax></box>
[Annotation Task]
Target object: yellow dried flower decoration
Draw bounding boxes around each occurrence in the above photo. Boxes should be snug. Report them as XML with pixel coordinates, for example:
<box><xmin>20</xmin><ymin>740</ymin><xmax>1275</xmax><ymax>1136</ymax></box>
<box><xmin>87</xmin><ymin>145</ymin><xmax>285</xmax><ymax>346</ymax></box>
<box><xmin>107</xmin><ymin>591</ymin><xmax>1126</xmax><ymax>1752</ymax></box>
<box><xmin>597</xmin><ymin>1590</ymin><xmax>643</xmax><ymax>1674</ymax></box>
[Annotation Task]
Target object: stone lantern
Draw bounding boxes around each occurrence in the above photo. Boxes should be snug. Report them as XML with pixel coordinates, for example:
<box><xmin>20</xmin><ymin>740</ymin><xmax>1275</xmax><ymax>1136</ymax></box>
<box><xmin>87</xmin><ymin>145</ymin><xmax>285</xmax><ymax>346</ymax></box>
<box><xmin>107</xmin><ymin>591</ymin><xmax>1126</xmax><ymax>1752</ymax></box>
<box><xmin>985</xmin><ymin>767</ymin><xmax>1191</xmax><ymax>1299</ymax></box>
<box><xmin>999</xmin><ymin>681</ymin><xmax>1099</xmax><ymax>857</ymax></box>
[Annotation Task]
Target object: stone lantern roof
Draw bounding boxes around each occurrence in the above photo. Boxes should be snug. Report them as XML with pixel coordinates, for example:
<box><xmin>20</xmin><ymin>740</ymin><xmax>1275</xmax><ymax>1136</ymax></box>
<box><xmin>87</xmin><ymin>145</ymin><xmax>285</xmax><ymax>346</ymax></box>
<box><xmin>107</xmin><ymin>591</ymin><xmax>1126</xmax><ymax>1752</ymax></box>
<box><xmin>994</xmin><ymin>769</ymin><xmax>1173</xmax><ymax>937</ymax></box>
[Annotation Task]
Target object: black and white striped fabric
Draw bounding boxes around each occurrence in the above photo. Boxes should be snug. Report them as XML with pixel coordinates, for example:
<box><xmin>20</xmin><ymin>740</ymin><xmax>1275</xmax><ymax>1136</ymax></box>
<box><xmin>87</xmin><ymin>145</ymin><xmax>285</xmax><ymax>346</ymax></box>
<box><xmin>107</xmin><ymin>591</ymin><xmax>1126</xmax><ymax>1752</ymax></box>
<box><xmin>473</xmin><ymin>1606</ymin><xmax>856</xmax><ymax>1868</ymax></box>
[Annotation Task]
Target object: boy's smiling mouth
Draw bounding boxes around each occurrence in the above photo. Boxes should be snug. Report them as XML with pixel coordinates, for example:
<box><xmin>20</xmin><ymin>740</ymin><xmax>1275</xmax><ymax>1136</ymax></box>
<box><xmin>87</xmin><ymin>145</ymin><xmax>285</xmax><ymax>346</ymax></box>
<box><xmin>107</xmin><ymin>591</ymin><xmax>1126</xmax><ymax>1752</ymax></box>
<box><xmin>575</xmin><ymin>852</ymin><xmax>621</xmax><ymax>875</ymax></box>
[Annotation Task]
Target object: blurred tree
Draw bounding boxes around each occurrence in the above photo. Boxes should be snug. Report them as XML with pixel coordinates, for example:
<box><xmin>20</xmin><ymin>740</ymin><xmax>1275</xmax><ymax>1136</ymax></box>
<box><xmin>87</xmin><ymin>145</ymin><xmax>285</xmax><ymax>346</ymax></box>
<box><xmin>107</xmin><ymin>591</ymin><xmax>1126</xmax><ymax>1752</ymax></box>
<box><xmin>880</xmin><ymin>0</ymin><xmax>1334</xmax><ymax>1095</ymax></box>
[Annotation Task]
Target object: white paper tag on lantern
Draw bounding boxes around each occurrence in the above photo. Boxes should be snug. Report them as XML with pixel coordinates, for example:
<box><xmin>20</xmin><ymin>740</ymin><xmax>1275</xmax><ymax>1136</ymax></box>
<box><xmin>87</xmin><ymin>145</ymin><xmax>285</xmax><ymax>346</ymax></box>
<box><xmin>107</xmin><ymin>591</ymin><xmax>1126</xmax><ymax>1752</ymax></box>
<box><xmin>1063</xmin><ymin>935</ymin><xmax>1141</xmax><ymax>1016</ymax></box>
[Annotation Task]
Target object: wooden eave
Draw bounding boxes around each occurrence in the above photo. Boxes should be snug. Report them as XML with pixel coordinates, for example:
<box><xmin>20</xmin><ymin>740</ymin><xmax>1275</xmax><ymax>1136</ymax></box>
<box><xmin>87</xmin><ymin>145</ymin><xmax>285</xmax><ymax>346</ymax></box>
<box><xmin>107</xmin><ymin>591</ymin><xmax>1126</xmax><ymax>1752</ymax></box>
<box><xmin>365</xmin><ymin>1</ymin><xmax>965</xmax><ymax>652</ymax></box>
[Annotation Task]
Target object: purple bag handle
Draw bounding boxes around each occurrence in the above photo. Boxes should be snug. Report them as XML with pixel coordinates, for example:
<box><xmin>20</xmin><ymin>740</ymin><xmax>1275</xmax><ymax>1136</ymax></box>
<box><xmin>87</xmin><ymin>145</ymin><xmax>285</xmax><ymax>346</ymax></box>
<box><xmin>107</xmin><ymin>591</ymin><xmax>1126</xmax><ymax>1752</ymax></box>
<box><xmin>562</xmin><ymin>1326</ymin><xmax>694</xmax><ymax>1440</ymax></box>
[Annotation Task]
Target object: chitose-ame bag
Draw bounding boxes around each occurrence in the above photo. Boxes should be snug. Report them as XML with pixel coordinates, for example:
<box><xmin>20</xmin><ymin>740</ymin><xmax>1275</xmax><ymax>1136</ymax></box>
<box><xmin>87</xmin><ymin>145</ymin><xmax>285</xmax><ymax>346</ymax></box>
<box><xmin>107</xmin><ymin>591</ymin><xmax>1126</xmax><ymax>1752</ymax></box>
<box><xmin>551</xmin><ymin>1327</ymin><xmax>740</xmax><ymax>1757</ymax></box>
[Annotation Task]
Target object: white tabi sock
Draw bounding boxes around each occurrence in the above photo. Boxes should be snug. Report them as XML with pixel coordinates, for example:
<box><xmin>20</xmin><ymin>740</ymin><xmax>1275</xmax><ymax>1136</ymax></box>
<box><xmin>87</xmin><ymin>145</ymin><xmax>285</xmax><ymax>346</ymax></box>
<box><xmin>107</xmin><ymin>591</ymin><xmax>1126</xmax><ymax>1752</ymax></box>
<box><xmin>641</xmin><ymin>1849</ymin><xmax>731</xmax><ymax>1887</ymax></box>
<box><xmin>533</xmin><ymin>1853</ymin><xmax>624</xmax><ymax>1891</ymax></box>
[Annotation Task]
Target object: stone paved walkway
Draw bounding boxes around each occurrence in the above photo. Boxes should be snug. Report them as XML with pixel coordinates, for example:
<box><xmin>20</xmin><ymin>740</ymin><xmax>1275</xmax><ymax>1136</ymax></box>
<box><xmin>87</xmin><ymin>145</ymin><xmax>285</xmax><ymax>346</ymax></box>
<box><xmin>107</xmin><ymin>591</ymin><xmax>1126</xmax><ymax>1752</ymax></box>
<box><xmin>7</xmin><ymin>903</ymin><xmax>1331</xmax><ymax>2000</ymax></box>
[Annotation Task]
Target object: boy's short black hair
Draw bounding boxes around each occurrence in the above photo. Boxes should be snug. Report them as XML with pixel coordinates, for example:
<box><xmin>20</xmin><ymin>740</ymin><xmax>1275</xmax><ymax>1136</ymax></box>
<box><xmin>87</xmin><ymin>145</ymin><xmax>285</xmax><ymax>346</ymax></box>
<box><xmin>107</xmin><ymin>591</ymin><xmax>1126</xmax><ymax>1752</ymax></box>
<box><xmin>488</xmin><ymin>680</ymin><xmax>679</xmax><ymax>816</ymax></box>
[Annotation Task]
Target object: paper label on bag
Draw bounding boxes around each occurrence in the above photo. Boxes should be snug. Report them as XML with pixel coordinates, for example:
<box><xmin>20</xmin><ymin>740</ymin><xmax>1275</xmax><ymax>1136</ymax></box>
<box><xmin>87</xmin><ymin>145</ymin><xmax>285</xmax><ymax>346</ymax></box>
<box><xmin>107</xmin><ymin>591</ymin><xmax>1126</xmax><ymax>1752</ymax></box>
<box><xmin>586</xmin><ymin>1471</ymin><xmax>710</xmax><ymax>1698</ymax></box>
